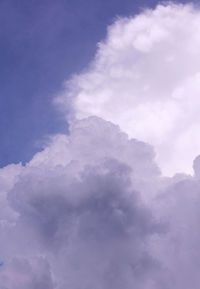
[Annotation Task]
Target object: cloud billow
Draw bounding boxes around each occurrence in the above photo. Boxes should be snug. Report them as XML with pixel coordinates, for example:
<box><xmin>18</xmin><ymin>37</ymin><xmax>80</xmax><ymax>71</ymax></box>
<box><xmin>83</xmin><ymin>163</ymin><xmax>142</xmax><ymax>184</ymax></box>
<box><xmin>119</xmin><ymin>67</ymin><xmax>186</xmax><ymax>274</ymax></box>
<box><xmin>0</xmin><ymin>116</ymin><xmax>199</xmax><ymax>288</ymax></box>
<box><xmin>0</xmin><ymin>117</ymin><xmax>164</xmax><ymax>288</ymax></box>
<box><xmin>1</xmin><ymin>3</ymin><xmax>200</xmax><ymax>289</ymax></box>
<box><xmin>57</xmin><ymin>3</ymin><xmax>200</xmax><ymax>176</ymax></box>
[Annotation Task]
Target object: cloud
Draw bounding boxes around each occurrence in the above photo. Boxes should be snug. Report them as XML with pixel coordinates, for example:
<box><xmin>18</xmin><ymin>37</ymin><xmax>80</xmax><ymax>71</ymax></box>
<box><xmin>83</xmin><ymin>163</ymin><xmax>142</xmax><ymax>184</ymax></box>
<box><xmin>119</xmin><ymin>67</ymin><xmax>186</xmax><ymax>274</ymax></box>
<box><xmin>29</xmin><ymin>116</ymin><xmax>160</xmax><ymax>180</ymax></box>
<box><xmin>0</xmin><ymin>117</ymin><xmax>164</xmax><ymax>289</ymax></box>
<box><xmin>0</xmin><ymin>116</ymin><xmax>200</xmax><ymax>288</ymax></box>
<box><xmin>56</xmin><ymin>3</ymin><xmax>200</xmax><ymax>176</ymax></box>
<box><xmin>153</xmin><ymin>173</ymin><xmax>200</xmax><ymax>289</ymax></box>
<box><xmin>0</xmin><ymin>164</ymin><xmax>22</xmax><ymax>223</ymax></box>
<box><xmin>1</xmin><ymin>3</ymin><xmax>200</xmax><ymax>289</ymax></box>
<box><xmin>0</xmin><ymin>257</ymin><xmax>54</xmax><ymax>289</ymax></box>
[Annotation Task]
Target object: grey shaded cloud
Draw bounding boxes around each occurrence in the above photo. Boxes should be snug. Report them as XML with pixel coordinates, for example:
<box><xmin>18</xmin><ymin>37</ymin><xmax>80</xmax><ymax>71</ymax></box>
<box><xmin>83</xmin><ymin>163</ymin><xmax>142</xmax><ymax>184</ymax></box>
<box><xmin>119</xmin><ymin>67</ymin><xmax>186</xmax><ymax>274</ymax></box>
<box><xmin>0</xmin><ymin>116</ymin><xmax>200</xmax><ymax>288</ymax></box>
<box><xmin>0</xmin><ymin>257</ymin><xmax>54</xmax><ymax>289</ymax></box>
<box><xmin>153</xmin><ymin>178</ymin><xmax>200</xmax><ymax>289</ymax></box>
<box><xmin>0</xmin><ymin>117</ymin><xmax>165</xmax><ymax>289</ymax></box>
<box><xmin>1</xmin><ymin>3</ymin><xmax>200</xmax><ymax>288</ymax></box>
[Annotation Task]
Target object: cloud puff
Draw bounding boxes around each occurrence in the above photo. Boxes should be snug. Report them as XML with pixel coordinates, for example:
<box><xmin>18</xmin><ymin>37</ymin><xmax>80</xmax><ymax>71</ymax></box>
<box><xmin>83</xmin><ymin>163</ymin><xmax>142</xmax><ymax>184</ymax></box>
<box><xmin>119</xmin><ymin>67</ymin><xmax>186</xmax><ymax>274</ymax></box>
<box><xmin>10</xmin><ymin>161</ymin><xmax>161</xmax><ymax>288</ymax></box>
<box><xmin>29</xmin><ymin>116</ymin><xmax>160</xmax><ymax>180</ymax></box>
<box><xmin>0</xmin><ymin>164</ymin><xmax>22</xmax><ymax>223</ymax></box>
<box><xmin>56</xmin><ymin>3</ymin><xmax>200</xmax><ymax>176</ymax></box>
<box><xmin>0</xmin><ymin>117</ymin><xmax>163</xmax><ymax>289</ymax></box>
<box><xmin>0</xmin><ymin>116</ymin><xmax>200</xmax><ymax>288</ymax></box>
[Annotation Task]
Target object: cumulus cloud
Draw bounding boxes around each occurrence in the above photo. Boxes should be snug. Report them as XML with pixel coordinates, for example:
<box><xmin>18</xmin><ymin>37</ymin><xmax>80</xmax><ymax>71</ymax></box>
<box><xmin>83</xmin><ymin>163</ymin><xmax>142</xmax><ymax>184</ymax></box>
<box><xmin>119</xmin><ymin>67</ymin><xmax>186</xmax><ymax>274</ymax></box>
<box><xmin>0</xmin><ymin>164</ymin><xmax>22</xmax><ymax>223</ymax></box>
<box><xmin>0</xmin><ymin>117</ymin><xmax>164</xmax><ymax>288</ymax></box>
<box><xmin>1</xmin><ymin>3</ymin><xmax>200</xmax><ymax>289</ymax></box>
<box><xmin>0</xmin><ymin>116</ymin><xmax>200</xmax><ymax>288</ymax></box>
<box><xmin>56</xmin><ymin>3</ymin><xmax>200</xmax><ymax>176</ymax></box>
<box><xmin>153</xmin><ymin>173</ymin><xmax>200</xmax><ymax>288</ymax></box>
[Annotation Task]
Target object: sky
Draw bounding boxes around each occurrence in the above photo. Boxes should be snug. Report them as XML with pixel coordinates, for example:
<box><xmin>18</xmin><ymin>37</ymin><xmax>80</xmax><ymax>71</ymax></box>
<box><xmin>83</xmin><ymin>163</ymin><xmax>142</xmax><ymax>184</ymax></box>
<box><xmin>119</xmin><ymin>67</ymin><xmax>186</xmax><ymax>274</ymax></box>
<box><xmin>0</xmin><ymin>0</ymin><xmax>161</xmax><ymax>167</ymax></box>
<box><xmin>0</xmin><ymin>0</ymin><xmax>193</xmax><ymax>168</ymax></box>
<box><xmin>1</xmin><ymin>1</ymin><xmax>200</xmax><ymax>288</ymax></box>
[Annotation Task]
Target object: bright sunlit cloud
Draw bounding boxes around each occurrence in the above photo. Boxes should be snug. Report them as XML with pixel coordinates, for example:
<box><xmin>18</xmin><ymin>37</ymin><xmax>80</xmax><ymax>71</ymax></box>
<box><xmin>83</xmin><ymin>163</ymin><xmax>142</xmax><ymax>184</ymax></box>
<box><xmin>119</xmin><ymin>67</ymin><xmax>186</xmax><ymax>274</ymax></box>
<box><xmin>57</xmin><ymin>3</ymin><xmax>200</xmax><ymax>176</ymax></box>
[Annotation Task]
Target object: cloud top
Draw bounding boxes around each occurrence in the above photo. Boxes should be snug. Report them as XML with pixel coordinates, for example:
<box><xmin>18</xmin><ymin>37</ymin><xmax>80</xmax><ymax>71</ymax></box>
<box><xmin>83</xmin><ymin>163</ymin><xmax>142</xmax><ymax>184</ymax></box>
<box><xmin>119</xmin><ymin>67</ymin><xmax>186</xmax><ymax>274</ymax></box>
<box><xmin>57</xmin><ymin>3</ymin><xmax>200</xmax><ymax>175</ymax></box>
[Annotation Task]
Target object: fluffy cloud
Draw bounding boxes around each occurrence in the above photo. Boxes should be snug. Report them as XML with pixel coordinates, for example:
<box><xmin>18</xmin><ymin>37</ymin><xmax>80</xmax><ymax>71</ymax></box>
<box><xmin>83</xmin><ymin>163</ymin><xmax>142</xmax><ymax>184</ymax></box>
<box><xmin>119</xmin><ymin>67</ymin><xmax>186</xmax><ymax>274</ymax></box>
<box><xmin>10</xmin><ymin>162</ymin><xmax>161</xmax><ymax>288</ymax></box>
<box><xmin>56</xmin><ymin>3</ymin><xmax>200</xmax><ymax>176</ymax></box>
<box><xmin>0</xmin><ymin>117</ymin><xmax>163</xmax><ymax>289</ymax></box>
<box><xmin>0</xmin><ymin>116</ymin><xmax>200</xmax><ymax>288</ymax></box>
<box><xmin>1</xmin><ymin>3</ymin><xmax>200</xmax><ymax>289</ymax></box>
<box><xmin>0</xmin><ymin>163</ymin><xmax>22</xmax><ymax>223</ymax></box>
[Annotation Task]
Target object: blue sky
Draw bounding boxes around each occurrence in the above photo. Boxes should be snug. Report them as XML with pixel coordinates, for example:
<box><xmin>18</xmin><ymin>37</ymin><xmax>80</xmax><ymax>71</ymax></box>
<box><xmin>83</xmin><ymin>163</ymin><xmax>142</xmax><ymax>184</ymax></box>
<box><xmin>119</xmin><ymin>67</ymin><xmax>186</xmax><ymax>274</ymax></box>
<box><xmin>0</xmin><ymin>0</ymin><xmax>191</xmax><ymax>167</ymax></box>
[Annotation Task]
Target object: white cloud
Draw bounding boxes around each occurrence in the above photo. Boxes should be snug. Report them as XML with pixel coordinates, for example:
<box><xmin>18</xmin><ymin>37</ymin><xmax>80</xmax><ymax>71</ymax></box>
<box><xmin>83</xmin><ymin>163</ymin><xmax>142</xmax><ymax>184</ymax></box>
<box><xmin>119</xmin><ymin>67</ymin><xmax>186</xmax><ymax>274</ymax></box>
<box><xmin>57</xmin><ymin>3</ymin><xmax>200</xmax><ymax>176</ymax></box>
